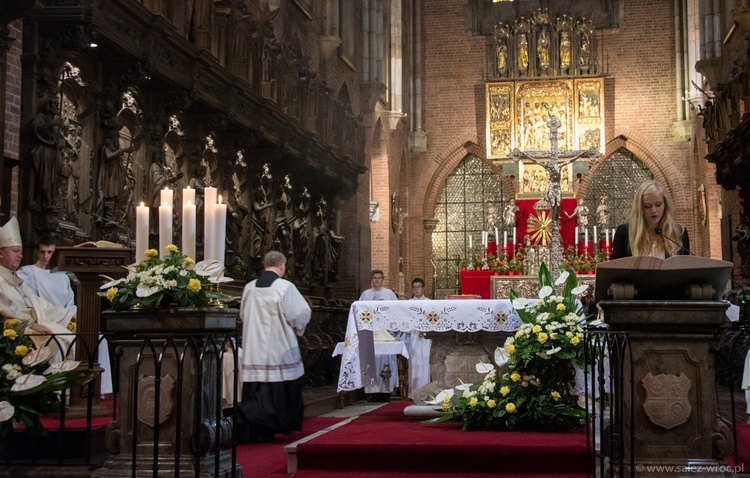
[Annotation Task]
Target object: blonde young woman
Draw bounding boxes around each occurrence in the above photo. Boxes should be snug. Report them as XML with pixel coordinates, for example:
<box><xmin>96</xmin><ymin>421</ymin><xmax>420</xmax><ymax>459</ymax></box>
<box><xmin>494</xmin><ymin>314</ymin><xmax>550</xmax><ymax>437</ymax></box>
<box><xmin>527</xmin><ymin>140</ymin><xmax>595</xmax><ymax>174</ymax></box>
<box><xmin>611</xmin><ymin>180</ymin><xmax>690</xmax><ymax>259</ymax></box>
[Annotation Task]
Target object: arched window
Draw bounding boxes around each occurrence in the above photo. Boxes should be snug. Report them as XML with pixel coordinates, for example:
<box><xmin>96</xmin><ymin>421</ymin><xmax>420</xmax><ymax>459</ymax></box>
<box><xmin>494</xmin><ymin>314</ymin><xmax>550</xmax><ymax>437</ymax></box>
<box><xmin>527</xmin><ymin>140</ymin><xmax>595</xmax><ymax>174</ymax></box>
<box><xmin>432</xmin><ymin>155</ymin><xmax>507</xmax><ymax>291</ymax></box>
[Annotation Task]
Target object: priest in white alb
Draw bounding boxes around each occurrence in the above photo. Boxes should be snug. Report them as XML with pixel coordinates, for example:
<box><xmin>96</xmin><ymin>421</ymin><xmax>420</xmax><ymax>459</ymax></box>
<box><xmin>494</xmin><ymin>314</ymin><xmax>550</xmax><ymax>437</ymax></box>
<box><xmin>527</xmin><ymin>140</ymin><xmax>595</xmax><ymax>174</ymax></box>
<box><xmin>17</xmin><ymin>235</ymin><xmax>77</xmax><ymax>313</ymax></box>
<box><xmin>0</xmin><ymin>217</ymin><xmax>75</xmax><ymax>354</ymax></box>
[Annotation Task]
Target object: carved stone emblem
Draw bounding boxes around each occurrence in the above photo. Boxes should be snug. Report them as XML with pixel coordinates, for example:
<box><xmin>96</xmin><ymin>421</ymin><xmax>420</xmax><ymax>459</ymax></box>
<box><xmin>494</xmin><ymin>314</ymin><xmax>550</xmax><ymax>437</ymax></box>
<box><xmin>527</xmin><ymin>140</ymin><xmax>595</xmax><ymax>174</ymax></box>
<box><xmin>137</xmin><ymin>374</ymin><xmax>176</xmax><ymax>427</ymax></box>
<box><xmin>641</xmin><ymin>372</ymin><xmax>692</xmax><ymax>431</ymax></box>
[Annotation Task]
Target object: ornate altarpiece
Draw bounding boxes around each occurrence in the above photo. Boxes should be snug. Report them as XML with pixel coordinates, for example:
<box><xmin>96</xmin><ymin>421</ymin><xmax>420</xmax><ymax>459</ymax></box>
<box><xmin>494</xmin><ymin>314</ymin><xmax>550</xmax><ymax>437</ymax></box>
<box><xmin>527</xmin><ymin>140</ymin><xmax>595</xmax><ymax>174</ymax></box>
<box><xmin>485</xmin><ymin>78</ymin><xmax>605</xmax><ymax>162</ymax></box>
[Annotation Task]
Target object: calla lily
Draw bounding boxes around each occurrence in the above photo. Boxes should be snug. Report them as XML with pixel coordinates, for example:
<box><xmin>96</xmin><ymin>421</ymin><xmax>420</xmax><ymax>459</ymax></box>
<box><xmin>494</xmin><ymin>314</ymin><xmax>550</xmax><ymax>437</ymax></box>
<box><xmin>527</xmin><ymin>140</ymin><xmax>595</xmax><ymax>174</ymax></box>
<box><xmin>434</xmin><ymin>389</ymin><xmax>455</xmax><ymax>403</ymax></box>
<box><xmin>21</xmin><ymin>347</ymin><xmax>54</xmax><ymax>367</ymax></box>
<box><xmin>209</xmin><ymin>275</ymin><xmax>233</xmax><ymax>284</ymax></box>
<box><xmin>0</xmin><ymin>401</ymin><xmax>14</xmax><ymax>422</ymax></box>
<box><xmin>194</xmin><ymin>260</ymin><xmax>223</xmax><ymax>277</ymax></box>
<box><xmin>572</xmin><ymin>284</ymin><xmax>589</xmax><ymax>295</ymax></box>
<box><xmin>554</xmin><ymin>271</ymin><xmax>570</xmax><ymax>286</ymax></box>
<box><xmin>475</xmin><ymin>362</ymin><xmax>494</xmax><ymax>374</ymax></box>
<box><xmin>495</xmin><ymin>346</ymin><xmax>510</xmax><ymax>367</ymax></box>
<box><xmin>11</xmin><ymin>374</ymin><xmax>46</xmax><ymax>392</ymax></box>
<box><xmin>44</xmin><ymin>360</ymin><xmax>81</xmax><ymax>374</ymax></box>
<box><xmin>538</xmin><ymin>286</ymin><xmax>553</xmax><ymax>299</ymax></box>
<box><xmin>511</xmin><ymin>297</ymin><xmax>528</xmax><ymax>310</ymax></box>
<box><xmin>546</xmin><ymin>346</ymin><xmax>562</xmax><ymax>356</ymax></box>
<box><xmin>99</xmin><ymin>275</ymin><xmax>127</xmax><ymax>290</ymax></box>
<box><xmin>136</xmin><ymin>284</ymin><xmax>159</xmax><ymax>297</ymax></box>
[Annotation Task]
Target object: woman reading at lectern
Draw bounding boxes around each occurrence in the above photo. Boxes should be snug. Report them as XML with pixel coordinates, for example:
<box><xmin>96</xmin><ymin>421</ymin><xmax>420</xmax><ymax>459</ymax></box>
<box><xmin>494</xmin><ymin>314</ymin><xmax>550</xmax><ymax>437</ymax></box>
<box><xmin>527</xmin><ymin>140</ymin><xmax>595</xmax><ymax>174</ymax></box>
<box><xmin>611</xmin><ymin>180</ymin><xmax>689</xmax><ymax>259</ymax></box>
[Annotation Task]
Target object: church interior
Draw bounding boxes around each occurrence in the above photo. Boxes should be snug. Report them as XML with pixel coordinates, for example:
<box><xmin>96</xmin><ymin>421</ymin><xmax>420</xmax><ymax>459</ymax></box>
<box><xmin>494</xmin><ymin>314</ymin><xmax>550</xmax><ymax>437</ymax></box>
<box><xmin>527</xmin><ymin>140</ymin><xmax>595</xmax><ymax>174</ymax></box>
<box><xmin>2</xmin><ymin>0</ymin><xmax>750</xmax><ymax>476</ymax></box>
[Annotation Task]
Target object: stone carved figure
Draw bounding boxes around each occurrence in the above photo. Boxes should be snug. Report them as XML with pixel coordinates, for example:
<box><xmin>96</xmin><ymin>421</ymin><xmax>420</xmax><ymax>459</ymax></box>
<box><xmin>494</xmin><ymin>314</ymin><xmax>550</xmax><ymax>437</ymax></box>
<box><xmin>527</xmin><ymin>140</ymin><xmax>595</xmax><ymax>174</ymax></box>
<box><xmin>560</xmin><ymin>31</ymin><xmax>571</xmax><ymax>70</ymax></box>
<box><xmin>566</xmin><ymin>199</ymin><xmax>590</xmax><ymax>228</ymax></box>
<box><xmin>63</xmin><ymin>125</ymin><xmax>83</xmax><ymax>225</ymax></box>
<box><xmin>537</xmin><ymin>30</ymin><xmax>550</xmax><ymax>70</ymax></box>
<box><xmin>97</xmin><ymin>129</ymin><xmax>134</xmax><ymax>224</ymax></box>
<box><xmin>503</xmin><ymin>199</ymin><xmax>519</xmax><ymax>230</ymax></box>
<box><xmin>148</xmin><ymin>144</ymin><xmax>183</xmax><ymax>233</ymax></box>
<box><xmin>517</xmin><ymin>34</ymin><xmax>529</xmax><ymax>72</ymax></box>
<box><xmin>251</xmin><ymin>163</ymin><xmax>275</xmax><ymax>258</ymax></box>
<box><xmin>293</xmin><ymin>187</ymin><xmax>312</xmax><ymax>282</ymax></box>
<box><xmin>595</xmin><ymin>196</ymin><xmax>610</xmax><ymax>229</ymax></box>
<box><xmin>30</xmin><ymin>96</ymin><xmax>66</xmax><ymax>211</ymax></box>
<box><xmin>313</xmin><ymin>197</ymin><xmax>344</xmax><ymax>286</ymax></box>
<box><xmin>274</xmin><ymin>174</ymin><xmax>294</xmax><ymax>255</ymax></box>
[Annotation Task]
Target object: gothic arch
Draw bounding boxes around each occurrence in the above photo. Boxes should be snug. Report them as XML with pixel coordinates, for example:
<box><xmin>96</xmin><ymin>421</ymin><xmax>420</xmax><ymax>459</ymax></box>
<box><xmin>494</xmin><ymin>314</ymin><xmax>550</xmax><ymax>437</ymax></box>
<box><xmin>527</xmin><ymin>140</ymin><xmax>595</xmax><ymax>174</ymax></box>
<box><xmin>423</xmin><ymin>134</ymin><xmax>517</xmax><ymax>220</ymax></box>
<box><xmin>577</xmin><ymin>127</ymin><xmax>683</xmax><ymax>201</ymax></box>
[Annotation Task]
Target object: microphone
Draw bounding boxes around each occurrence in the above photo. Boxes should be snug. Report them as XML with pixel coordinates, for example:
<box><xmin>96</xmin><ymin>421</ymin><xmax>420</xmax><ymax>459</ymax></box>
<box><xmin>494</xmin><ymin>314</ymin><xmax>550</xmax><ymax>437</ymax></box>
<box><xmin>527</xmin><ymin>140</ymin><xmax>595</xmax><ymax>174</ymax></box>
<box><xmin>654</xmin><ymin>227</ymin><xmax>694</xmax><ymax>256</ymax></box>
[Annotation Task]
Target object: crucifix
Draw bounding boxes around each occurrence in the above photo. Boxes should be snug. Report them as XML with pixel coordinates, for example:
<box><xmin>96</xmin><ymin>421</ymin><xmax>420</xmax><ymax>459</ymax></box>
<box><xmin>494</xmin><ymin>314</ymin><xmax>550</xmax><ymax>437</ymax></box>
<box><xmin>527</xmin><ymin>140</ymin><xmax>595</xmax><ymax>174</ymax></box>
<box><xmin>509</xmin><ymin>115</ymin><xmax>599</xmax><ymax>278</ymax></box>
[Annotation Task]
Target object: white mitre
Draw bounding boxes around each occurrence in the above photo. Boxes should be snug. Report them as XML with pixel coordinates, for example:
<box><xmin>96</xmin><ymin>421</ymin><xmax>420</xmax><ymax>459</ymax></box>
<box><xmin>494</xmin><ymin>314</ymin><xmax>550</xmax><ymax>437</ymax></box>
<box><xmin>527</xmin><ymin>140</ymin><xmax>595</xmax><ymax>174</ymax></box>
<box><xmin>0</xmin><ymin>217</ymin><xmax>22</xmax><ymax>248</ymax></box>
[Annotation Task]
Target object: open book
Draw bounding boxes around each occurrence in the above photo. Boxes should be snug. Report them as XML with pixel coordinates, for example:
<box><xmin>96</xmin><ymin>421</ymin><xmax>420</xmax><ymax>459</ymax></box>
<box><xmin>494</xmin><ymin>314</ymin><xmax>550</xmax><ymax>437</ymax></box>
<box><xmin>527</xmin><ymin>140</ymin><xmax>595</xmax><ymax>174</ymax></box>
<box><xmin>74</xmin><ymin>240</ymin><xmax>126</xmax><ymax>249</ymax></box>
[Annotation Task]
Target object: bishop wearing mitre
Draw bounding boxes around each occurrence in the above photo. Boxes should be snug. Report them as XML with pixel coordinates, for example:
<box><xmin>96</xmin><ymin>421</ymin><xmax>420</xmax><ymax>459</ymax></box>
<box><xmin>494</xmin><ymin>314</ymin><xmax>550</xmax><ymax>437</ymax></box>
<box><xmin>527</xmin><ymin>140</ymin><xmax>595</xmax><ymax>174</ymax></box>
<box><xmin>0</xmin><ymin>217</ymin><xmax>75</xmax><ymax>353</ymax></box>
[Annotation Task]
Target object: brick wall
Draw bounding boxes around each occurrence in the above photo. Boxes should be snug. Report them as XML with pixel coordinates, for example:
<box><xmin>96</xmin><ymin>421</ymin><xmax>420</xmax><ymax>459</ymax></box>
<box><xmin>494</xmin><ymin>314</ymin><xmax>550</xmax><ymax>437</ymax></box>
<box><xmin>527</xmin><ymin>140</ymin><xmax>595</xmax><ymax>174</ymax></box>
<box><xmin>399</xmin><ymin>0</ymin><xmax>718</xmax><ymax>296</ymax></box>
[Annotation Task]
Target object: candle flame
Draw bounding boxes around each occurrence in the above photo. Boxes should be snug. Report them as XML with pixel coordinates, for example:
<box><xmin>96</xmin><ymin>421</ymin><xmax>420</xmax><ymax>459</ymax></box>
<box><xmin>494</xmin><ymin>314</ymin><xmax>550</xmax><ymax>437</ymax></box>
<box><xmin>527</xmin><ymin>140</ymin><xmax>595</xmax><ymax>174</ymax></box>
<box><xmin>186</xmin><ymin>185</ymin><xmax>191</xmax><ymax>189</ymax></box>
<box><xmin>139</xmin><ymin>201</ymin><xmax>145</xmax><ymax>207</ymax></box>
<box><xmin>218</xmin><ymin>195</ymin><xmax>223</xmax><ymax>204</ymax></box>
<box><xmin>164</xmin><ymin>186</ymin><xmax>170</xmax><ymax>190</ymax></box>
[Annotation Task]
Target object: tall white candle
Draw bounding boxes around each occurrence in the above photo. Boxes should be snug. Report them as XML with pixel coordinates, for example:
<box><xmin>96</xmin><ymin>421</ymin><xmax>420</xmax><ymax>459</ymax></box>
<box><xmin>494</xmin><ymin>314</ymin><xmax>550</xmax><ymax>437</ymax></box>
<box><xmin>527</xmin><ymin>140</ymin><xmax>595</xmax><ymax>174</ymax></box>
<box><xmin>161</xmin><ymin>187</ymin><xmax>173</xmax><ymax>207</ymax></box>
<box><xmin>611</xmin><ymin>228</ymin><xmax>616</xmax><ymax>242</ymax></box>
<box><xmin>182</xmin><ymin>200</ymin><xmax>196</xmax><ymax>260</ymax></box>
<box><xmin>513</xmin><ymin>227</ymin><xmax>517</xmax><ymax>245</ymax></box>
<box><xmin>584</xmin><ymin>228</ymin><xmax>589</xmax><ymax>247</ymax></box>
<box><xmin>159</xmin><ymin>200</ymin><xmax>173</xmax><ymax>258</ymax></box>
<box><xmin>605</xmin><ymin>228</ymin><xmax>610</xmax><ymax>247</ymax></box>
<box><xmin>594</xmin><ymin>226</ymin><xmax>598</xmax><ymax>243</ymax></box>
<box><xmin>469</xmin><ymin>235</ymin><xmax>473</xmax><ymax>250</ymax></box>
<box><xmin>503</xmin><ymin>231</ymin><xmax>508</xmax><ymax>249</ymax></box>
<box><xmin>183</xmin><ymin>186</ymin><xmax>195</xmax><ymax>207</ymax></box>
<box><xmin>214</xmin><ymin>195</ymin><xmax>227</xmax><ymax>267</ymax></box>
<box><xmin>204</xmin><ymin>187</ymin><xmax>217</xmax><ymax>261</ymax></box>
<box><xmin>136</xmin><ymin>201</ymin><xmax>149</xmax><ymax>262</ymax></box>
<box><xmin>495</xmin><ymin>227</ymin><xmax>499</xmax><ymax>243</ymax></box>
<box><xmin>575</xmin><ymin>226</ymin><xmax>579</xmax><ymax>245</ymax></box>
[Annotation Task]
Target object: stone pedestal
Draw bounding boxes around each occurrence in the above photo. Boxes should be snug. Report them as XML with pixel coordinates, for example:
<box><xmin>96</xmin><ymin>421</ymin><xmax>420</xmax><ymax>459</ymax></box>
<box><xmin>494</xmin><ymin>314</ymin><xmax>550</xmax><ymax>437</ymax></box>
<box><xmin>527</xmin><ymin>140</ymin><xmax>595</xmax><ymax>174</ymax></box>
<box><xmin>599</xmin><ymin>300</ymin><xmax>733</xmax><ymax>476</ymax></box>
<box><xmin>94</xmin><ymin>307</ymin><xmax>241</xmax><ymax>477</ymax></box>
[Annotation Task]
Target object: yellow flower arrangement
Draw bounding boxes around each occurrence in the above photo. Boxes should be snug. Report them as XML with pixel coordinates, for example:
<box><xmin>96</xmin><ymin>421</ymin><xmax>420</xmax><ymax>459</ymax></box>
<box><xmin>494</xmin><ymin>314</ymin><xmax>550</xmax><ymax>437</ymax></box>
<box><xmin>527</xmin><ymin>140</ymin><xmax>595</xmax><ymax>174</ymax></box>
<box><xmin>99</xmin><ymin>245</ymin><xmax>235</xmax><ymax>311</ymax></box>
<box><xmin>1</xmin><ymin>313</ymin><xmax>97</xmax><ymax>437</ymax></box>
<box><xmin>425</xmin><ymin>263</ymin><xmax>589</xmax><ymax>431</ymax></box>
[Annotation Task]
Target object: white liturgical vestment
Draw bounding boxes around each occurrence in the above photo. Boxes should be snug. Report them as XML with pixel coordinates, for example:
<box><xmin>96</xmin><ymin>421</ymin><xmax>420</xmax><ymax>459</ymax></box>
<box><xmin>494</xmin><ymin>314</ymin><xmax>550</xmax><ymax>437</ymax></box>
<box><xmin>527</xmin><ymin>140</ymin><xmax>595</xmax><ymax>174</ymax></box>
<box><xmin>0</xmin><ymin>265</ymin><xmax>74</xmax><ymax>346</ymax></box>
<box><xmin>240</xmin><ymin>278</ymin><xmax>311</xmax><ymax>383</ymax></box>
<box><xmin>17</xmin><ymin>265</ymin><xmax>77</xmax><ymax>314</ymax></box>
<box><xmin>358</xmin><ymin>287</ymin><xmax>399</xmax><ymax>392</ymax></box>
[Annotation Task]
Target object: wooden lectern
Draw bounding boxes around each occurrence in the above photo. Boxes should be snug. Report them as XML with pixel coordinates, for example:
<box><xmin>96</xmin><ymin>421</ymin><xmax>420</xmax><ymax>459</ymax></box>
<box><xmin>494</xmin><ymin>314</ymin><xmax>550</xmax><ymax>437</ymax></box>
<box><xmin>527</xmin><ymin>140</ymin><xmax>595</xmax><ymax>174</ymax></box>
<box><xmin>54</xmin><ymin>246</ymin><xmax>133</xmax><ymax>417</ymax></box>
<box><xmin>594</xmin><ymin>255</ymin><xmax>733</xmax><ymax>476</ymax></box>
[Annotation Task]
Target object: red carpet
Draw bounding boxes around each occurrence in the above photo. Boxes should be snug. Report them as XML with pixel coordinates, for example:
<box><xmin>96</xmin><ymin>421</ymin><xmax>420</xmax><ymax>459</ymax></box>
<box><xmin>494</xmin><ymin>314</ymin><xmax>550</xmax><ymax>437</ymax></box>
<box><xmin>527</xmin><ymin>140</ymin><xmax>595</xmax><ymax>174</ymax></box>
<box><xmin>233</xmin><ymin>416</ymin><xmax>344</xmax><ymax>477</ymax></box>
<box><xmin>294</xmin><ymin>401</ymin><xmax>588</xmax><ymax>476</ymax></box>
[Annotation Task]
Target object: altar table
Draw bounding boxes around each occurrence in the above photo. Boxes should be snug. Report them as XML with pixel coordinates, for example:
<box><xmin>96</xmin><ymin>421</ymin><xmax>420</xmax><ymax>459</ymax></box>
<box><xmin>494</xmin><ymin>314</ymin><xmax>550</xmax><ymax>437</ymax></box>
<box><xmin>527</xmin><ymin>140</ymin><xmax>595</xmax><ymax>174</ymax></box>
<box><xmin>336</xmin><ymin>299</ymin><xmax>521</xmax><ymax>392</ymax></box>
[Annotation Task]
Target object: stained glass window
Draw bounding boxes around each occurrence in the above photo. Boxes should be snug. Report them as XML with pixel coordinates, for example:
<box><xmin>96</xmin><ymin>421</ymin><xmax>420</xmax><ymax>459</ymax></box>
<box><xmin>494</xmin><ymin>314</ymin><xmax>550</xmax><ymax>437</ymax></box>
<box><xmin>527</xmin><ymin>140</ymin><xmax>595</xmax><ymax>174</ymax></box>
<box><xmin>432</xmin><ymin>155</ymin><xmax>506</xmax><ymax>291</ymax></box>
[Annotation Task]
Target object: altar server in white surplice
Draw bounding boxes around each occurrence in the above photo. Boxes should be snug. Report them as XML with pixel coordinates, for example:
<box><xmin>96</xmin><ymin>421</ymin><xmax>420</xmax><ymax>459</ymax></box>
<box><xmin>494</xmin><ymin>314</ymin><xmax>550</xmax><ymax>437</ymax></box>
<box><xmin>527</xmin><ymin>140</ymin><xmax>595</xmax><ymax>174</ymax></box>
<box><xmin>408</xmin><ymin>278</ymin><xmax>432</xmax><ymax>397</ymax></box>
<box><xmin>359</xmin><ymin>270</ymin><xmax>399</xmax><ymax>399</ymax></box>
<box><xmin>237</xmin><ymin>250</ymin><xmax>311</xmax><ymax>443</ymax></box>
<box><xmin>0</xmin><ymin>217</ymin><xmax>75</xmax><ymax>357</ymax></box>
<box><xmin>17</xmin><ymin>236</ymin><xmax>77</xmax><ymax>313</ymax></box>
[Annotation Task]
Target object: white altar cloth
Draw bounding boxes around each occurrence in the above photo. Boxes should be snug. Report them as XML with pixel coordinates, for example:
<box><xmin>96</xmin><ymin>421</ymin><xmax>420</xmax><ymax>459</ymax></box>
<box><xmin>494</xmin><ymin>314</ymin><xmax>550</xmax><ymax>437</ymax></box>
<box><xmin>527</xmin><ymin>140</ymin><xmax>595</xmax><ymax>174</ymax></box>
<box><xmin>332</xmin><ymin>340</ymin><xmax>409</xmax><ymax>359</ymax></box>
<box><xmin>336</xmin><ymin>299</ymin><xmax>520</xmax><ymax>392</ymax></box>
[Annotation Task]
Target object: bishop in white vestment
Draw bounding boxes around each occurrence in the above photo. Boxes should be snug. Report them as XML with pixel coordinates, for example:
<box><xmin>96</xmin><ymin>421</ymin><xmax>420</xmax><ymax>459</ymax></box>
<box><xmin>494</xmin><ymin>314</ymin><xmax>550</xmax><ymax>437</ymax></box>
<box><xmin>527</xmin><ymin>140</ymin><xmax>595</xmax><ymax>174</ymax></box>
<box><xmin>0</xmin><ymin>218</ymin><xmax>74</xmax><ymax>355</ymax></box>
